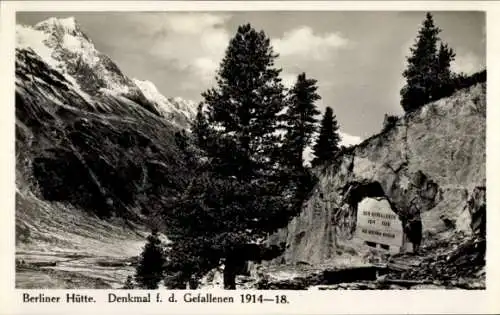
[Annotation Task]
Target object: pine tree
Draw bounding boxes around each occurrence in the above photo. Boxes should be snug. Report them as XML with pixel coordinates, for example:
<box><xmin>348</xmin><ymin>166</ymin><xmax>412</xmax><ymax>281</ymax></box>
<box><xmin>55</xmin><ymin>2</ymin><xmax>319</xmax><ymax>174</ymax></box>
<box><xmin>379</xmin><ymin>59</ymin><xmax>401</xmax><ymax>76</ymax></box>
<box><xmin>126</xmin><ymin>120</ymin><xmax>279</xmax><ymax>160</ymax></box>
<box><xmin>200</xmin><ymin>23</ymin><xmax>286</xmax><ymax>179</ymax></box>
<box><xmin>400</xmin><ymin>12</ymin><xmax>441</xmax><ymax>112</ymax></box>
<box><xmin>163</xmin><ymin>24</ymin><xmax>306</xmax><ymax>290</ymax></box>
<box><xmin>191</xmin><ymin>103</ymin><xmax>210</xmax><ymax>147</ymax></box>
<box><xmin>283</xmin><ymin>72</ymin><xmax>321</xmax><ymax>170</ymax></box>
<box><xmin>436</xmin><ymin>42</ymin><xmax>455</xmax><ymax>82</ymax></box>
<box><xmin>135</xmin><ymin>230</ymin><xmax>166</xmax><ymax>289</ymax></box>
<box><xmin>311</xmin><ymin>106</ymin><xmax>341</xmax><ymax>167</ymax></box>
<box><xmin>434</xmin><ymin>42</ymin><xmax>456</xmax><ymax>99</ymax></box>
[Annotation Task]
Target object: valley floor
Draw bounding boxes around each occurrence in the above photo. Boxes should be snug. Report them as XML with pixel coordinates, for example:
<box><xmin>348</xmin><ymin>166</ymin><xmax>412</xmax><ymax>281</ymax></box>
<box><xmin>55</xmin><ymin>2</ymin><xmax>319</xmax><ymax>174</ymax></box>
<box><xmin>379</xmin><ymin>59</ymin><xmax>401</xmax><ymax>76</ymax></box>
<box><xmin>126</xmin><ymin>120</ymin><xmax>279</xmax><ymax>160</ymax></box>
<box><xmin>15</xmin><ymin>190</ymin><xmax>485</xmax><ymax>290</ymax></box>
<box><xmin>15</xmin><ymin>189</ymin><xmax>147</xmax><ymax>289</ymax></box>
<box><xmin>15</xmin><ymin>233</ymin><xmax>485</xmax><ymax>290</ymax></box>
<box><xmin>16</xmin><ymin>249</ymin><xmax>140</xmax><ymax>289</ymax></box>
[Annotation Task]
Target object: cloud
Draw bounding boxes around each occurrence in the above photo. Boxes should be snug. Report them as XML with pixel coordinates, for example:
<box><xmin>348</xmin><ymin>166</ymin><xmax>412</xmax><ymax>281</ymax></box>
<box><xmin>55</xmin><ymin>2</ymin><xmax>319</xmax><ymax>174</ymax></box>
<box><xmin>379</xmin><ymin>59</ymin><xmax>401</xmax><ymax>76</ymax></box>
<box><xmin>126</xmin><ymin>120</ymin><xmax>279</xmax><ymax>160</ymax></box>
<box><xmin>162</xmin><ymin>14</ymin><xmax>227</xmax><ymax>35</ymax></box>
<box><xmin>271</xmin><ymin>27</ymin><xmax>351</xmax><ymax>105</ymax></box>
<box><xmin>340</xmin><ymin>132</ymin><xmax>362</xmax><ymax>146</ymax></box>
<box><xmin>451</xmin><ymin>51</ymin><xmax>485</xmax><ymax>75</ymax></box>
<box><xmin>125</xmin><ymin>13</ymin><xmax>231</xmax><ymax>88</ymax></box>
<box><xmin>126</xmin><ymin>14</ymin><xmax>351</xmax><ymax>98</ymax></box>
<box><xmin>192</xmin><ymin>57</ymin><xmax>220</xmax><ymax>83</ymax></box>
<box><xmin>273</xmin><ymin>26</ymin><xmax>349</xmax><ymax>60</ymax></box>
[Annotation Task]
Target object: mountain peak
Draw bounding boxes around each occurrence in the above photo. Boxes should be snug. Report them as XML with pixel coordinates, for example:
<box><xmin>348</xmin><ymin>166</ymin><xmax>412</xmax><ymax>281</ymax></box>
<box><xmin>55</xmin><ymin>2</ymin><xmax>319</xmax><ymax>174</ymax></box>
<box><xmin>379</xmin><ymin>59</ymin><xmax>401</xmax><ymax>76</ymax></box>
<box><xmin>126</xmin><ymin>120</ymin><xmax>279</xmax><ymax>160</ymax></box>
<box><xmin>34</xmin><ymin>16</ymin><xmax>83</xmax><ymax>37</ymax></box>
<box><xmin>17</xmin><ymin>17</ymin><xmax>137</xmax><ymax>101</ymax></box>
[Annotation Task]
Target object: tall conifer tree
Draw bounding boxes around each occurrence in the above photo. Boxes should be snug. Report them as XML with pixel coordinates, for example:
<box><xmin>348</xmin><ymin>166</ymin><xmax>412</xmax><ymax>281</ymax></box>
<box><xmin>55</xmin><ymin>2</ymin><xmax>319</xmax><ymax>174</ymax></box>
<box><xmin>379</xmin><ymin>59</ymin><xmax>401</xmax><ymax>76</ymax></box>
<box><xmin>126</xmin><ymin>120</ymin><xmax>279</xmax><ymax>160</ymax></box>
<box><xmin>200</xmin><ymin>23</ymin><xmax>286</xmax><ymax>178</ymax></box>
<box><xmin>311</xmin><ymin>107</ymin><xmax>341</xmax><ymax>167</ymax></box>
<box><xmin>283</xmin><ymin>73</ymin><xmax>321</xmax><ymax>169</ymax></box>
<box><xmin>192</xmin><ymin>103</ymin><xmax>210</xmax><ymax>147</ymax></box>
<box><xmin>163</xmin><ymin>24</ymin><xmax>305</xmax><ymax>289</ymax></box>
<box><xmin>400</xmin><ymin>12</ymin><xmax>441</xmax><ymax>112</ymax></box>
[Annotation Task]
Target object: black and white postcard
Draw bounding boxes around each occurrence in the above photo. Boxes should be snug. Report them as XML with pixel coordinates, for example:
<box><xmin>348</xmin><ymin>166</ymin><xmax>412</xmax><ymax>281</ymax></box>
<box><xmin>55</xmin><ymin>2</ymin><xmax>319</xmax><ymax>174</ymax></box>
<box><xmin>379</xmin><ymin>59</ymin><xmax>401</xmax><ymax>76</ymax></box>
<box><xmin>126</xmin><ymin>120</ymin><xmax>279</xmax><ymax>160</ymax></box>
<box><xmin>0</xmin><ymin>1</ymin><xmax>498</xmax><ymax>314</ymax></box>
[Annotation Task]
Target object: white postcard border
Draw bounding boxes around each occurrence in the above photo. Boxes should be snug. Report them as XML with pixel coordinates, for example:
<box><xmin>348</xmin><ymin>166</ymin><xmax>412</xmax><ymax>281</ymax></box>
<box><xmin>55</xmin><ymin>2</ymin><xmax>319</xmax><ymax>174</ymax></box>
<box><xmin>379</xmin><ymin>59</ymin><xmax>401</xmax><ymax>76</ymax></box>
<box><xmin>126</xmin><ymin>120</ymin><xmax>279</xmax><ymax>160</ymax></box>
<box><xmin>1</xmin><ymin>1</ymin><xmax>499</xmax><ymax>314</ymax></box>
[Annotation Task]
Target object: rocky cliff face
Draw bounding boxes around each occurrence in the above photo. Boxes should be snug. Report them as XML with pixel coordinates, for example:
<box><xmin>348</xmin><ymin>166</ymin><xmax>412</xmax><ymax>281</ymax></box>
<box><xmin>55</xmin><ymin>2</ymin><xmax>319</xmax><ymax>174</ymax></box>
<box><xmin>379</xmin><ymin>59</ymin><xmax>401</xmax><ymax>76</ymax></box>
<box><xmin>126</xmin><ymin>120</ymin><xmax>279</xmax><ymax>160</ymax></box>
<box><xmin>271</xmin><ymin>83</ymin><xmax>486</xmax><ymax>265</ymax></box>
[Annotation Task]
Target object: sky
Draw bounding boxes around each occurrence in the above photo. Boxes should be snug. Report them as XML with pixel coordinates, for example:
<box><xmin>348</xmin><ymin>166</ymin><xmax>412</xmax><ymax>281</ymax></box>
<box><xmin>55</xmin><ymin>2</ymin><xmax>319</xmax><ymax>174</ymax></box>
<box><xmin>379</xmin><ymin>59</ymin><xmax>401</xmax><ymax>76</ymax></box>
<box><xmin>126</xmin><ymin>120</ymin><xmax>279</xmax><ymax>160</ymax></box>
<box><xmin>17</xmin><ymin>11</ymin><xmax>485</xmax><ymax>141</ymax></box>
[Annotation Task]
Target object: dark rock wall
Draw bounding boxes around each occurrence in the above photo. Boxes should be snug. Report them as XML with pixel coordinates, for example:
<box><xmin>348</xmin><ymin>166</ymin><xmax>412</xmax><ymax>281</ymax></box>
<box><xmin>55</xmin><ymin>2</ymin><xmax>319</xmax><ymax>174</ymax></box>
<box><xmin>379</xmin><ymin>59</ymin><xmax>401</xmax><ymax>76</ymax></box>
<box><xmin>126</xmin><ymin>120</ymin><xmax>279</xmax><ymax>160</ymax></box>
<box><xmin>16</xmin><ymin>48</ymin><xmax>186</xmax><ymax>222</ymax></box>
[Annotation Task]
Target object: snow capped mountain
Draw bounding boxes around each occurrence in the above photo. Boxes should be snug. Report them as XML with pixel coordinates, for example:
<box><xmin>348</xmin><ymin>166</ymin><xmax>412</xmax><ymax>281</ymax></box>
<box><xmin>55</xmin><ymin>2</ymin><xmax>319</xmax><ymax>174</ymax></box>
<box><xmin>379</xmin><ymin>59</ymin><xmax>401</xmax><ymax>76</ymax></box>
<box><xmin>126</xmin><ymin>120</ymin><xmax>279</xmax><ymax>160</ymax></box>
<box><xmin>17</xmin><ymin>17</ymin><xmax>133</xmax><ymax>97</ymax></box>
<box><xmin>36</xmin><ymin>16</ymin><xmax>82</xmax><ymax>36</ymax></box>
<box><xmin>15</xmin><ymin>18</ymin><xmax>196</xmax><ymax>231</ymax></box>
<box><xmin>16</xmin><ymin>16</ymin><xmax>196</xmax><ymax>128</ymax></box>
<box><xmin>133</xmin><ymin>79</ymin><xmax>197</xmax><ymax>129</ymax></box>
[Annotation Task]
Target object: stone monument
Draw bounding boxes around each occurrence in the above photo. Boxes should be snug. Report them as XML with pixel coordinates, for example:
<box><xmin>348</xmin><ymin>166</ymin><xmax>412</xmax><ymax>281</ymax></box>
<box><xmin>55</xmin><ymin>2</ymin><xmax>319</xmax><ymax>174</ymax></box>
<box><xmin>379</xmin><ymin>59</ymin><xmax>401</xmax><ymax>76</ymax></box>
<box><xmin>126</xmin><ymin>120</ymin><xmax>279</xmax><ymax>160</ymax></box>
<box><xmin>355</xmin><ymin>197</ymin><xmax>404</xmax><ymax>253</ymax></box>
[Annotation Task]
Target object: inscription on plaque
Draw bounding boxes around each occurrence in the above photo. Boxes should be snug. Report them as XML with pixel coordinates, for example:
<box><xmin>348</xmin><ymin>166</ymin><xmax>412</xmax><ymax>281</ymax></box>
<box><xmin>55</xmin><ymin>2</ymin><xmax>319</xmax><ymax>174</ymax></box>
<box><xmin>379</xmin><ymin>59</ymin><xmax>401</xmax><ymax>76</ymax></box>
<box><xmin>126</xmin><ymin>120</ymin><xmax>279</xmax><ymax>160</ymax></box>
<box><xmin>356</xmin><ymin>197</ymin><xmax>403</xmax><ymax>252</ymax></box>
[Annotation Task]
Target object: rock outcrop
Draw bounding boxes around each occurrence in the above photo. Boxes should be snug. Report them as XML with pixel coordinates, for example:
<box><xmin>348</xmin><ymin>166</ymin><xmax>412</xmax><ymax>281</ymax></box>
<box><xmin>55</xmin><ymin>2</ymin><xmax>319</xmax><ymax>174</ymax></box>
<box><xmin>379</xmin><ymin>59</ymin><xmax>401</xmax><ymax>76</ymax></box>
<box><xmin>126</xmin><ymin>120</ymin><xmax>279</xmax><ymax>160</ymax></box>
<box><xmin>271</xmin><ymin>83</ymin><xmax>486</xmax><ymax>265</ymax></box>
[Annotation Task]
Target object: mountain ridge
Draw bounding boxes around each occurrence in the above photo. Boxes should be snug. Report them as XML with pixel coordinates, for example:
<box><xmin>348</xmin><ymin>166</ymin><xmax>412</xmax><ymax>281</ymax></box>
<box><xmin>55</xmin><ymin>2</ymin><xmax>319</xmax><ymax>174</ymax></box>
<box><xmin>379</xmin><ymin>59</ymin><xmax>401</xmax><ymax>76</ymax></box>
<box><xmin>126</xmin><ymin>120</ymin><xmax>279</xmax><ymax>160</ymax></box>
<box><xmin>16</xmin><ymin>16</ymin><xmax>197</xmax><ymax>127</ymax></box>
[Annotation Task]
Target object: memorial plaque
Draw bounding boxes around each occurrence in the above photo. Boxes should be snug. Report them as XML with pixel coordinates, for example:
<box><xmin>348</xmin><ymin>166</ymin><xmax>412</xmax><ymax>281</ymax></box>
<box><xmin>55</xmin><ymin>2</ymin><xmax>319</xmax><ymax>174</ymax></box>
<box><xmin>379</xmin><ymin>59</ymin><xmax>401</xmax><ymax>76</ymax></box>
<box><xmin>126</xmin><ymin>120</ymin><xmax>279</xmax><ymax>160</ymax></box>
<box><xmin>356</xmin><ymin>197</ymin><xmax>403</xmax><ymax>251</ymax></box>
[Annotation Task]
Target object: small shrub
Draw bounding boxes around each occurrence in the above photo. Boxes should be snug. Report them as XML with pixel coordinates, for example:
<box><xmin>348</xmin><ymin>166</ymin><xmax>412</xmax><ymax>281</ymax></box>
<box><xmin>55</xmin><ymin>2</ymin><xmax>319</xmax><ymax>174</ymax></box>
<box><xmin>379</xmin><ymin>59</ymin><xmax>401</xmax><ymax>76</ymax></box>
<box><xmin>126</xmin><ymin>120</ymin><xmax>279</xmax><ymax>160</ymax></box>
<box><xmin>122</xmin><ymin>276</ymin><xmax>135</xmax><ymax>289</ymax></box>
<box><xmin>382</xmin><ymin>114</ymin><xmax>398</xmax><ymax>132</ymax></box>
<box><xmin>164</xmin><ymin>271</ymin><xmax>188</xmax><ymax>289</ymax></box>
<box><xmin>135</xmin><ymin>230</ymin><xmax>166</xmax><ymax>289</ymax></box>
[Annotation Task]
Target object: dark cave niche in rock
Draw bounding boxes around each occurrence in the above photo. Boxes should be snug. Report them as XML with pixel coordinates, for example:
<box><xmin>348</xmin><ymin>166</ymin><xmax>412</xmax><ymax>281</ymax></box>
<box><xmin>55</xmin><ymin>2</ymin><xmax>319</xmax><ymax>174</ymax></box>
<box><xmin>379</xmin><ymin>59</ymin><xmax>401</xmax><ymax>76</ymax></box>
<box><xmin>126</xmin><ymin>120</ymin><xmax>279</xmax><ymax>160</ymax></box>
<box><xmin>335</xmin><ymin>180</ymin><xmax>390</xmax><ymax>242</ymax></box>
<box><xmin>341</xmin><ymin>180</ymin><xmax>418</xmax><ymax>253</ymax></box>
<box><xmin>344</xmin><ymin>181</ymin><xmax>387</xmax><ymax>207</ymax></box>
